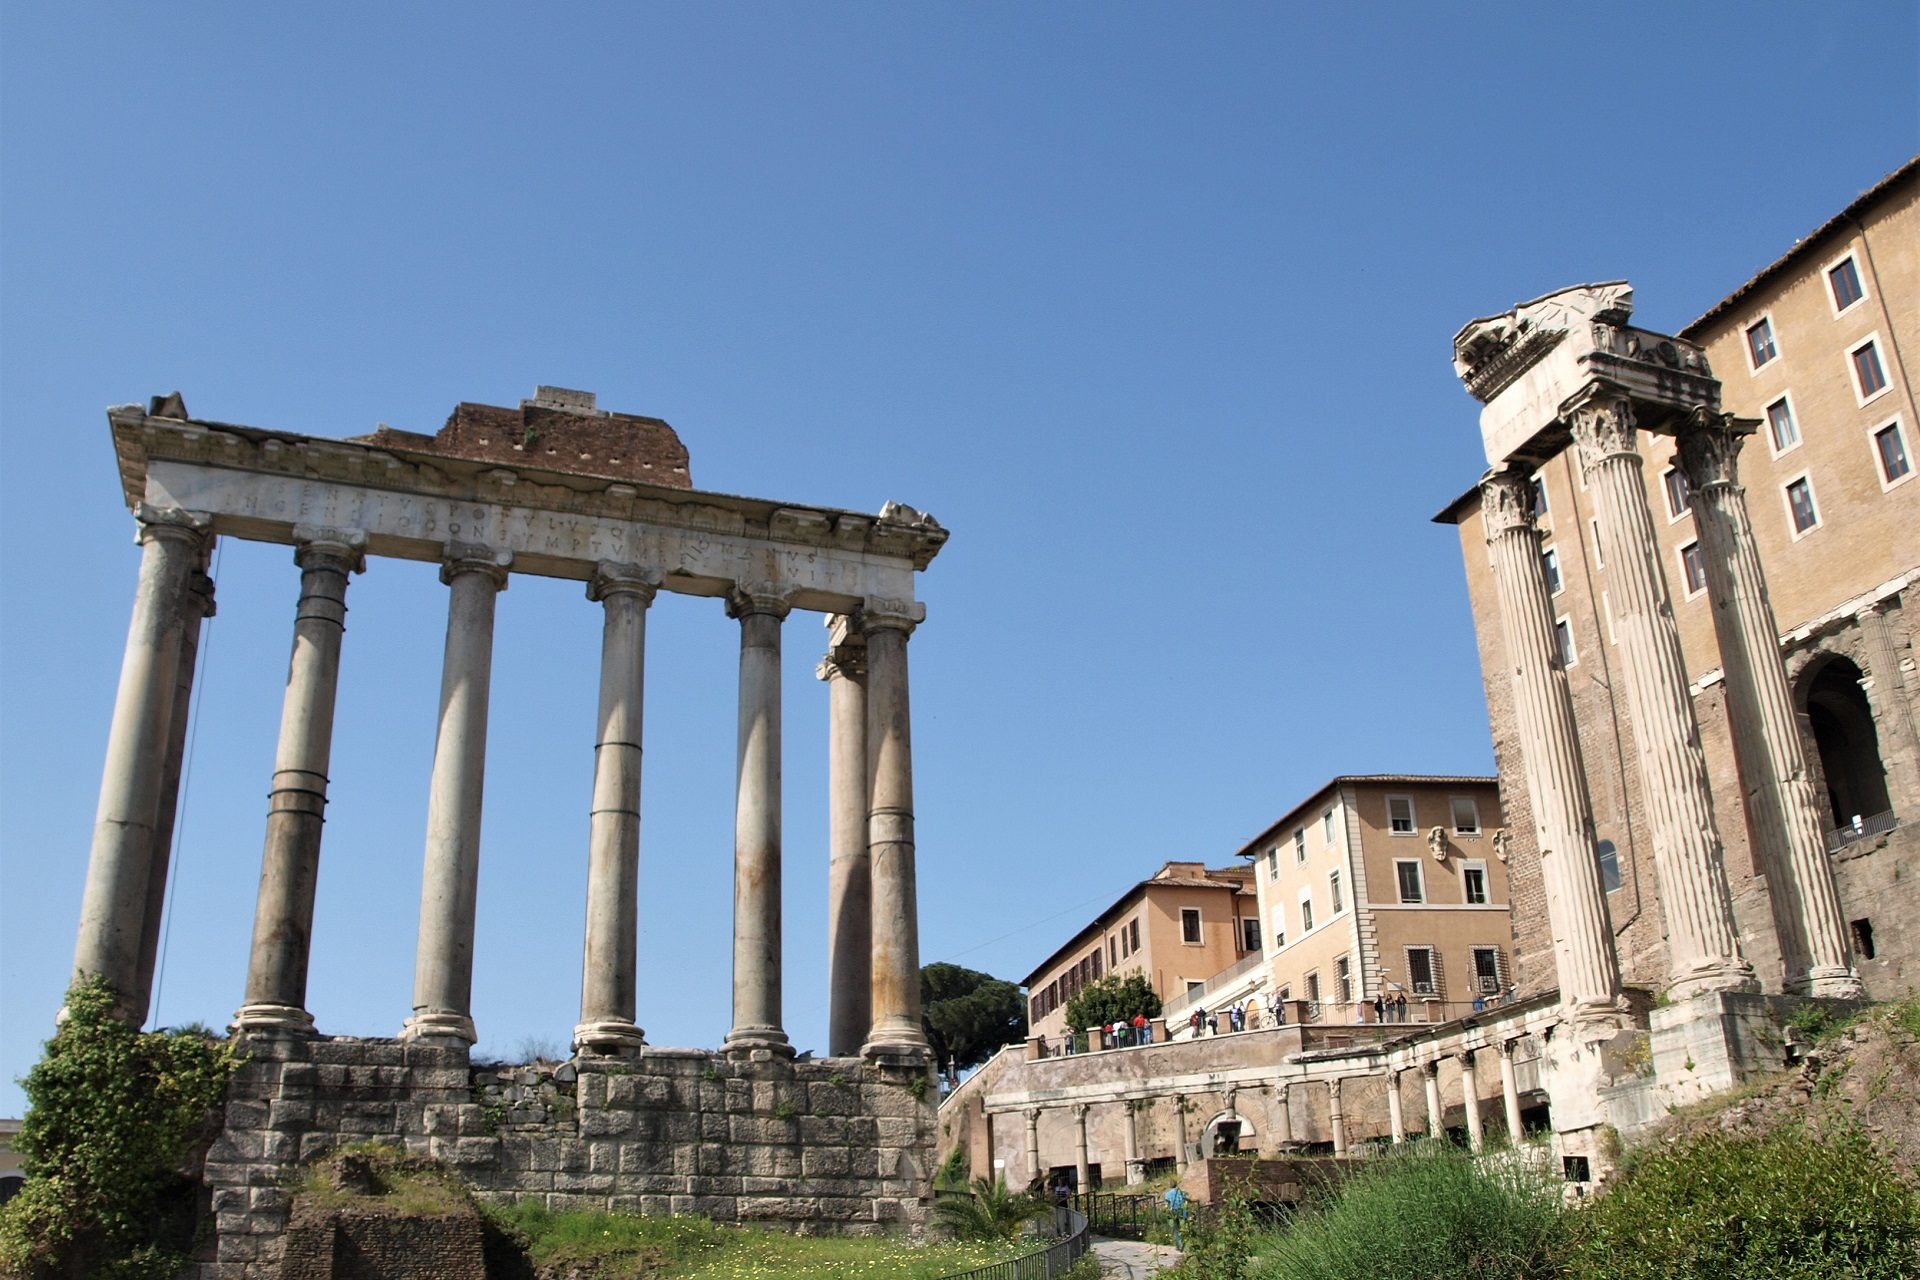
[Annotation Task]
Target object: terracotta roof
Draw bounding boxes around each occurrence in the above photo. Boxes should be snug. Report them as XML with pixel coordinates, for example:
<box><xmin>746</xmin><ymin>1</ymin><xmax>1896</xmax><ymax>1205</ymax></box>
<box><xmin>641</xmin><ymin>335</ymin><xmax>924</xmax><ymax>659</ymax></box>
<box><xmin>1020</xmin><ymin>866</ymin><xmax>1256</xmax><ymax>987</ymax></box>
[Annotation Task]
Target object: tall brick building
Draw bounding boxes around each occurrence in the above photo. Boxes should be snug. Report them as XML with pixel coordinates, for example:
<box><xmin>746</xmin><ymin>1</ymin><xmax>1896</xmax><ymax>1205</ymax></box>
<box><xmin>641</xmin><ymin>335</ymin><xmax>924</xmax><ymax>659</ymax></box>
<box><xmin>1438</xmin><ymin>158</ymin><xmax>1919</xmax><ymax>999</ymax></box>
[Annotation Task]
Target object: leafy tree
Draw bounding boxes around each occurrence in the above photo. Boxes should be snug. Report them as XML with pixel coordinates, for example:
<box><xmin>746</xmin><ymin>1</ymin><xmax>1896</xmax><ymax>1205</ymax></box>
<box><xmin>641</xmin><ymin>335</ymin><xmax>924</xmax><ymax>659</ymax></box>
<box><xmin>0</xmin><ymin>977</ymin><xmax>241</xmax><ymax>1279</ymax></box>
<box><xmin>1062</xmin><ymin>972</ymin><xmax>1162</xmax><ymax>1036</ymax></box>
<box><xmin>921</xmin><ymin>963</ymin><xmax>1027</xmax><ymax>1084</ymax></box>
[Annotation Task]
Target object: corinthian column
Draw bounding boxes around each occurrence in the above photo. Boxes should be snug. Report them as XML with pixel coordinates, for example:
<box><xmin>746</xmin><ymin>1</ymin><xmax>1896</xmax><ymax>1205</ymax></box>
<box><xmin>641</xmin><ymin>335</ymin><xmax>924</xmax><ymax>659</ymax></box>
<box><xmin>1328</xmin><ymin>1077</ymin><xmax>1347</xmax><ymax>1156</ymax></box>
<box><xmin>1480</xmin><ymin>470</ymin><xmax>1626</xmax><ymax>1026</ymax></box>
<box><xmin>862</xmin><ymin>599</ymin><xmax>931</xmax><ymax>1059</ymax></box>
<box><xmin>575</xmin><ymin>563</ymin><xmax>659</xmax><ymax>1056</ymax></box>
<box><xmin>725</xmin><ymin>586</ymin><xmax>793</xmax><ymax>1058</ymax></box>
<box><xmin>1025</xmin><ymin>1108</ymin><xmax>1042</xmax><ymax>1185</ymax></box>
<box><xmin>1676</xmin><ymin>412</ymin><xmax>1861</xmax><ymax>997</ymax></box>
<box><xmin>1569</xmin><ymin>389</ymin><xmax>1754</xmax><ymax>997</ymax></box>
<box><xmin>73</xmin><ymin>506</ymin><xmax>211</xmax><ymax>1022</ymax></box>
<box><xmin>1073</xmin><ymin>1103</ymin><xmax>1091</xmax><ymax>1192</ymax></box>
<box><xmin>235</xmin><ymin>528</ymin><xmax>365</xmax><ymax>1036</ymax></box>
<box><xmin>1386</xmin><ymin>1068</ymin><xmax>1405</xmax><ymax>1144</ymax></box>
<box><xmin>819</xmin><ymin>618</ymin><xmax>870</xmax><ymax>1057</ymax></box>
<box><xmin>1458</xmin><ymin>1051</ymin><xmax>1484</xmax><ymax>1153</ymax></box>
<box><xmin>403</xmin><ymin>544</ymin><xmax>511</xmax><ymax>1047</ymax></box>
<box><xmin>1498</xmin><ymin>1038</ymin><xmax>1525</xmax><ymax>1142</ymax></box>
<box><xmin>1422</xmin><ymin>1061</ymin><xmax>1442</xmax><ymax>1136</ymax></box>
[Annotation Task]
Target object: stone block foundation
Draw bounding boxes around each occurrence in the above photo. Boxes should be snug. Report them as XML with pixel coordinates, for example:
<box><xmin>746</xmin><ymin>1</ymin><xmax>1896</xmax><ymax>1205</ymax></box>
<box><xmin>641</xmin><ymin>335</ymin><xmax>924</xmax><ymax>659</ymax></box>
<box><xmin>193</xmin><ymin>1037</ymin><xmax>936</xmax><ymax>1278</ymax></box>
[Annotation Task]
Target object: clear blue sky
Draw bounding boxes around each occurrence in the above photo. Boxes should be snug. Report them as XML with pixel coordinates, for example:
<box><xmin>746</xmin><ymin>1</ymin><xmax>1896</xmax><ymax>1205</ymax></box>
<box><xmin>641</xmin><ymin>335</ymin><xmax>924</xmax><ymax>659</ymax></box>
<box><xmin>2</xmin><ymin>5</ymin><xmax>1915</xmax><ymax>1113</ymax></box>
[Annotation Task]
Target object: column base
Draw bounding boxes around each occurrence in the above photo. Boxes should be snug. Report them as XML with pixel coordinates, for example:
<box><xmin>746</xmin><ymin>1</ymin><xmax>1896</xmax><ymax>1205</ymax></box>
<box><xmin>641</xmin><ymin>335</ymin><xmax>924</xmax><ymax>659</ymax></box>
<box><xmin>1786</xmin><ymin>967</ymin><xmax>1865</xmax><ymax>999</ymax></box>
<box><xmin>231</xmin><ymin>1002</ymin><xmax>317</xmax><ymax>1038</ymax></box>
<box><xmin>574</xmin><ymin>1019</ymin><xmax>646</xmax><ymax>1058</ymax></box>
<box><xmin>722</xmin><ymin>1026</ymin><xmax>794</xmax><ymax>1060</ymax></box>
<box><xmin>1663</xmin><ymin>957</ymin><xmax>1758</xmax><ymax>1002</ymax></box>
<box><xmin>400</xmin><ymin>1010</ymin><xmax>476</xmax><ymax>1048</ymax></box>
<box><xmin>861</xmin><ymin>1017</ymin><xmax>931</xmax><ymax>1064</ymax></box>
<box><xmin>1563</xmin><ymin>996</ymin><xmax>1635</xmax><ymax>1044</ymax></box>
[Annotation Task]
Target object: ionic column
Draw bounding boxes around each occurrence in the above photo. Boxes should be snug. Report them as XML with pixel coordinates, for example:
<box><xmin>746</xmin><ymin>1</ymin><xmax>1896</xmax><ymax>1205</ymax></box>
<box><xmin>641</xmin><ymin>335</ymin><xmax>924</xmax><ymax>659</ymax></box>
<box><xmin>1073</xmin><ymin>1103</ymin><xmax>1091</xmax><ymax>1193</ymax></box>
<box><xmin>1676</xmin><ymin>412</ymin><xmax>1861</xmax><ymax>997</ymax></box>
<box><xmin>1422</xmin><ymin>1061</ymin><xmax>1443</xmax><ymax>1137</ymax></box>
<box><xmin>819</xmin><ymin>619</ymin><xmax>871</xmax><ymax>1057</ymax></box>
<box><xmin>235</xmin><ymin>529</ymin><xmax>365</xmax><ymax>1036</ymax></box>
<box><xmin>1458</xmin><ymin>1051</ymin><xmax>1484</xmax><ymax>1153</ymax></box>
<box><xmin>72</xmin><ymin>506</ymin><xmax>211</xmax><ymax>1022</ymax></box>
<box><xmin>1328</xmin><ymin>1078</ymin><xmax>1347</xmax><ymax>1156</ymax></box>
<box><xmin>403</xmin><ymin>544</ymin><xmax>511</xmax><ymax>1047</ymax></box>
<box><xmin>1123</xmin><ymin>1101</ymin><xmax>1143</xmax><ymax>1185</ymax></box>
<box><xmin>862</xmin><ymin>600</ymin><xmax>930</xmax><ymax>1058</ymax></box>
<box><xmin>132</xmin><ymin>561</ymin><xmax>216</xmax><ymax>1026</ymax></box>
<box><xmin>575</xmin><ymin>563</ymin><xmax>659</xmax><ymax>1056</ymax></box>
<box><xmin>1025</xmin><ymin>1108</ymin><xmax>1042</xmax><ymax>1185</ymax></box>
<box><xmin>1173</xmin><ymin>1095</ymin><xmax>1190</xmax><ymax>1173</ymax></box>
<box><xmin>1480</xmin><ymin>470</ymin><xmax>1624</xmax><ymax>1025</ymax></box>
<box><xmin>1498</xmin><ymin>1039</ymin><xmax>1524</xmax><ymax>1143</ymax></box>
<box><xmin>725</xmin><ymin>587</ymin><xmax>793</xmax><ymax>1057</ymax></box>
<box><xmin>1386</xmin><ymin>1069</ymin><xmax>1406</xmax><ymax>1144</ymax></box>
<box><xmin>1570</xmin><ymin>389</ymin><xmax>1754</xmax><ymax>997</ymax></box>
<box><xmin>1271</xmin><ymin>1083</ymin><xmax>1294</xmax><ymax>1147</ymax></box>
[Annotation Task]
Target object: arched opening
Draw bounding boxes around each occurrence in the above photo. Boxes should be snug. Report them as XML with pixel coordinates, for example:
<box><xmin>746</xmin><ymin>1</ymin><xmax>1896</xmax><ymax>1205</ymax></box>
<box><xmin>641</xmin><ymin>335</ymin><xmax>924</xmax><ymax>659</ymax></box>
<box><xmin>1203</xmin><ymin>1110</ymin><xmax>1256</xmax><ymax>1157</ymax></box>
<box><xmin>1801</xmin><ymin>656</ymin><xmax>1891</xmax><ymax>830</ymax></box>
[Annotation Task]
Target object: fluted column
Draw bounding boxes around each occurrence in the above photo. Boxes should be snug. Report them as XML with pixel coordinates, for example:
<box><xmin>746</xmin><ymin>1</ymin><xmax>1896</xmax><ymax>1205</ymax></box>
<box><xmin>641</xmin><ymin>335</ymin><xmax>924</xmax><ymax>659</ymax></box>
<box><xmin>862</xmin><ymin>599</ymin><xmax>930</xmax><ymax>1058</ymax></box>
<box><xmin>235</xmin><ymin>528</ymin><xmax>365</xmax><ymax>1036</ymax></box>
<box><xmin>575</xmin><ymin>563</ymin><xmax>659</xmax><ymax>1055</ymax></box>
<box><xmin>1073</xmin><ymin>1103</ymin><xmax>1091</xmax><ymax>1192</ymax></box>
<box><xmin>1328</xmin><ymin>1078</ymin><xmax>1347</xmax><ymax>1156</ymax></box>
<box><xmin>819</xmin><ymin>619</ymin><xmax>871</xmax><ymax>1057</ymax></box>
<box><xmin>403</xmin><ymin>544</ymin><xmax>511</xmax><ymax>1047</ymax></box>
<box><xmin>1570</xmin><ymin>389</ymin><xmax>1754</xmax><ymax>998</ymax></box>
<box><xmin>1422</xmin><ymin>1061</ymin><xmax>1443</xmax><ymax>1137</ymax></box>
<box><xmin>1386</xmin><ymin>1069</ymin><xmax>1405</xmax><ymax>1144</ymax></box>
<box><xmin>1026</xmin><ymin>1108</ymin><xmax>1042</xmax><ymax>1185</ymax></box>
<box><xmin>1458</xmin><ymin>1051</ymin><xmax>1484</xmax><ymax>1153</ymax></box>
<box><xmin>1498</xmin><ymin>1039</ymin><xmax>1524</xmax><ymax>1143</ymax></box>
<box><xmin>132</xmin><ymin>561</ymin><xmax>216</xmax><ymax>1026</ymax></box>
<box><xmin>72</xmin><ymin>506</ymin><xmax>212</xmax><ymax>1022</ymax></box>
<box><xmin>1676</xmin><ymin>411</ymin><xmax>1861</xmax><ymax>997</ymax></box>
<box><xmin>1480</xmin><ymin>470</ymin><xmax>1625</xmax><ymax>1025</ymax></box>
<box><xmin>725</xmin><ymin>586</ymin><xmax>793</xmax><ymax>1058</ymax></box>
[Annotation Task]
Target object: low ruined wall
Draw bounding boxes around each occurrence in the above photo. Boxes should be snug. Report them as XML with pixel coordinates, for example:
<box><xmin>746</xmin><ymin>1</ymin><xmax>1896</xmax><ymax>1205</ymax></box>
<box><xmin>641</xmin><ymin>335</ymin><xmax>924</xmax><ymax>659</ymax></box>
<box><xmin>195</xmin><ymin>1037</ymin><xmax>936</xmax><ymax>1279</ymax></box>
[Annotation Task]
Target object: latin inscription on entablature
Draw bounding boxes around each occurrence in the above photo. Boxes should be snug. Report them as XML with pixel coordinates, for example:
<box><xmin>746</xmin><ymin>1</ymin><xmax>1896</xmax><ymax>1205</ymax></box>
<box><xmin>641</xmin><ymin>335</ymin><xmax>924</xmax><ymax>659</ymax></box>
<box><xmin>143</xmin><ymin>460</ymin><xmax>920</xmax><ymax>611</ymax></box>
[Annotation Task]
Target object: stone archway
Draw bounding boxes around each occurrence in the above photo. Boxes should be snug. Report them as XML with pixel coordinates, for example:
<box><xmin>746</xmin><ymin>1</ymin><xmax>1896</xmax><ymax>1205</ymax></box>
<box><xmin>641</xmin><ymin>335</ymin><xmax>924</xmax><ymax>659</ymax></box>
<box><xmin>1202</xmin><ymin>1110</ymin><xmax>1256</xmax><ymax>1156</ymax></box>
<box><xmin>1799</xmin><ymin>654</ymin><xmax>1892</xmax><ymax>829</ymax></box>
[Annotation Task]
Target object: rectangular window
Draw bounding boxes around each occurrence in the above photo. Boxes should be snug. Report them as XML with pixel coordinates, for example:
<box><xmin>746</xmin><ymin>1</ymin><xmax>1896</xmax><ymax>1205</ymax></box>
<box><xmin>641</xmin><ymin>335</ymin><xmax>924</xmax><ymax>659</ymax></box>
<box><xmin>1092</xmin><ymin>950</ymin><xmax>1102</xmax><ymax>978</ymax></box>
<box><xmin>1596</xmin><ymin>839</ymin><xmax>1622</xmax><ymax>893</ymax></box>
<box><xmin>1335</xmin><ymin>955</ymin><xmax>1353</xmax><ymax>1004</ymax></box>
<box><xmin>1853</xmin><ymin>339</ymin><xmax>1889</xmax><ymax>401</ymax></box>
<box><xmin>1785</xmin><ymin>476</ymin><xmax>1820</xmax><ymax>535</ymax></box>
<box><xmin>1874</xmin><ymin>420</ymin><xmax>1912</xmax><ymax>486</ymax></box>
<box><xmin>1304</xmin><ymin>972</ymin><xmax>1321</xmax><ymax>1004</ymax></box>
<box><xmin>1241</xmin><ymin>917</ymin><xmax>1261</xmax><ymax>952</ymax></box>
<box><xmin>1387</xmin><ymin>795</ymin><xmax>1416</xmax><ymax>834</ymax></box>
<box><xmin>1180</xmin><ymin>908</ymin><xmax>1202</xmax><ymax>944</ymax></box>
<box><xmin>1272</xmin><ymin>909</ymin><xmax>1286</xmax><ymax>951</ymax></box>
<box><xmin>1186</xmin><ymin>980</ymin><xmax>1206</xmax><ymax>999</ymax></box>
<box><xmin>1277</xmin><ymin>985</ymin><xmax>1291</xmax><ymax>1003</ymax></box>
<box><xmin>1473</xmin><ymin>947</ymin><xmax>1502</xmax><ymax>994</ymax></box>
<box><xmin>1322</xmin><ymin>808</ymin><xmax>1336</xmax><ymax>845</ymax></box>
<box><xmin>1680</xmin><ymin>541</ymin><xmax>1707</xmax><ymax>596</ymax></box>
<box><xmin>1541</xmin><ymin>546</ymin><xmax>1563</xmax><ymax>595</ymax></box>
<box><xmin>1662</xmin><ymin>466</ymin><xmax>1690</xmax><ymax>519</ymax></box>
<box><xmin>1329</xmin><ymin>869</ymin><xmax>1343</xmax><ymax>914</ymax></box>
<box><xmin>1554</xmin><ymin>616</ymin><xmax>1578</xmax><ymax>668</ymax></box>
<box><xmin>1462</xmin><ymin>861</ymin><xmax>1489</xmax><ymax>905</ymax></box>
<box><xmin>1300</xmin><ymin>890</ymin><xmax>1315</xmax><ymax>933</ymax></box>
<box><xmin>1395</xmin><ymin>859</ymin><xmax>1424</xmax><ymax>904</ymax></box>
<box><xmin>1109</xmin><ymin>938</ymin><xmax>1117</xmax><ymax>967</ymax></box>
<box><xmin>1406</xmin><ymin>947</ymin><xmax>1436</xmax><ymax>996</ymax></box>
<box><xmin>1530</xmin><ymin>475</ymin><xmax>1549</xmax><ymax>518</ymax></box>
<box><xmin>1828</xmin><ymin>255</ymin><xmax>1865</xmax><ymax>312</ymax></box>
<box><xmin>1450</xmin><ymin>795</ymin><xmax>1481</xmax><ymax>835</ymax></box>
<box><xmin>1129</xmin><ymin>919</ymin><xmax>1140</xmax><ymax>951</ymax></box>
<box><xmin>1294</xmin><ymin>828</ymin><xmax>1307</xmax><ymax>862</ymax></box>
<box><xmin>1746</xmin><ymin>316</ymin><xmax>1777</xmax><ymax>368</ymax></box>
<box><xmin>1590</xmin><ymin>518</ymin><xmax>1604</xmax><ymax>569</ymax></box>
<box><xmin>1766</xmin><ymin>396</ymin><xmax>1799</xmax><ymax>454</ymax></box>
<box><xmin>1266</xmin><ymin>848</ymin><xmax>1278</xmax><ymax>879</ymax></box>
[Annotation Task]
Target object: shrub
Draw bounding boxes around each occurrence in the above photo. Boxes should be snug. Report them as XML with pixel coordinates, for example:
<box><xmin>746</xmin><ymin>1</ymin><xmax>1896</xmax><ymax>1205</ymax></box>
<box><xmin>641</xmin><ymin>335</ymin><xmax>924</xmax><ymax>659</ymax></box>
<box><xmin>933</xmin><ymin>1176</ymin><xmax>1043</xmax><ymax>1241</ymax></box>
<box><xmin>1252</xmin><ymin>1140</ymin><xmax>1569</xmax><ymax>1280</ymax></box>
<box><xmin>1571</xmin><ymin>1122</ymin><xmax>1920</xmax><ymax>1280</ymax></box>
<box><xmin>0</xmin><ymin>977</ymin><xmax>241</xmax><ymax>1279</ymax></box>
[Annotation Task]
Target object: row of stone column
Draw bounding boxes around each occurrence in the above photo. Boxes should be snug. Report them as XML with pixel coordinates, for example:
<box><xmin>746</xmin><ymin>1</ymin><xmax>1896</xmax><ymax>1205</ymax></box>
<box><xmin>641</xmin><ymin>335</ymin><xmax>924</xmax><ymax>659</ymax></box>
<box><xmin>1480</xmin><ymin>390</ymin><xmax>1858</xmax><ymax>1011</ymax></box>
<box><xmin>1014</xmin><ymin>1039</ymin><xmax>1533</xmax><ymax>1184</ymax></box>
<box><xmin>72</xmin><ymin>514</ymin><xmax>929</xmax><ymax>1061</ymax></box>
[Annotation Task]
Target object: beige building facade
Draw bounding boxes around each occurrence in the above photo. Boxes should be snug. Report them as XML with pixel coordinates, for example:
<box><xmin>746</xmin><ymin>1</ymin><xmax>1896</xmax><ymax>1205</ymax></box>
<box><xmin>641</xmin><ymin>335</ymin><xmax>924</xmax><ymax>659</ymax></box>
<box><xmin>1438</xmin><ymin>159</ymin><xmax>1919</xmax><ymax>1003</ymax></box>
<box><xmin>1022</xmin><ymin>862</ymin><xmax>1258</xmax><ymax>1043</ymax></box>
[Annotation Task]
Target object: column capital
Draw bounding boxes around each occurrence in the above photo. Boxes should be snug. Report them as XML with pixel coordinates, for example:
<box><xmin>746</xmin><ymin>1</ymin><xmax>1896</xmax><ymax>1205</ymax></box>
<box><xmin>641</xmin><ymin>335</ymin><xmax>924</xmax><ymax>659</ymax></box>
<box><xmin>588</xmin><ymin>561</ymin><xmax>660</xmax><ymax>605</ymax></box>
<box><xmin>1074</xmin><ymin>1102</ymin><xmax>1091</xmax><ymax>1121</ymax></box>
<box><xmin>135</xmin><ymin>503</ymin><xmax>213</xmax><ymax>547</ymax></box>
<box><xmin>1674</xmin><ymin>408</ymin><xmax>1756</xmax><ymax>494</ymax></box>
<box><xmin>1478</xmin><ymin>468</ymin><xmax>1539</xmax><ymax>539</ymax></box>
<box><xmin>1498</xmin><ymin>1036</ymin><xmax>1524</xmax><ymax>1059</ymax></box>
<box><xmin>1026</xmin><ymin>1106</ymin><xmax>1042</xmax><ymax>1123</ymax></box>
<box><xmin>1421</xmin><ymin>1059</ymin><xmax>1441</xmax><ymax>1078</ymax></box>
<box><xmin>1564</xmin><ymin>385</ymin><xmax>1639</xmax><ymax>466</ymax></box>
<box><xmin>1456</xmin><ymin>1048</ymin><xmax>1477</xmax><ymax>1068</ymax></box>
<box><xmin>859</xmin><ymin>596</ymin><xmax>925</xmax><ymax>634</ymax></box>
<box><xmin>1326</xmin><ymin>1077</ymin><xmax>1342</xmax><ymax>1100</ymax></box>
<box><xmin>817</xmin><ymin>646</ymin><xmax>867</xmax><ymax>682</ymax></box>
<box><xmin>441</xmin><ymin>542</ymin><xmax>512</xmax><ymax>588</ymax></box>
<box><xmin>726</xmin><ymin>583</ymin><xmax>793</xmax><ymax>620</ymax></box>
<box><xmin>188</xmin><ymin>568</ymin><xmax>218</xmax><ymax>620</ymax></box>
<box><xmin>293</xmin><ymin>525</ymin><xmax>368</xmax><ymax>573</ymax></box>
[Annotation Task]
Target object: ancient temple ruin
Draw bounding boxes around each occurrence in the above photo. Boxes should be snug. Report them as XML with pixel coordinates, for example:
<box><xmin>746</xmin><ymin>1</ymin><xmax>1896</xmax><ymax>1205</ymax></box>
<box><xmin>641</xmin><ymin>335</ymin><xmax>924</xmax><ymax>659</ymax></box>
<box><xmin>72</xmin><ymin>387</ymin><xmax>946</xmax><ymax>1275</ymax></box>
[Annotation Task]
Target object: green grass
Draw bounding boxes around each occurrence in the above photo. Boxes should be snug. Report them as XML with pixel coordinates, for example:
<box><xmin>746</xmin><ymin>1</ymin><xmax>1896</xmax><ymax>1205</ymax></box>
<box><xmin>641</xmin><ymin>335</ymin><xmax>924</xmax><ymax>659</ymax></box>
<box><xmin>484</xmin><ymin>1201</ymin><xmax>1027</xmax><ymax>1280</ymax></box>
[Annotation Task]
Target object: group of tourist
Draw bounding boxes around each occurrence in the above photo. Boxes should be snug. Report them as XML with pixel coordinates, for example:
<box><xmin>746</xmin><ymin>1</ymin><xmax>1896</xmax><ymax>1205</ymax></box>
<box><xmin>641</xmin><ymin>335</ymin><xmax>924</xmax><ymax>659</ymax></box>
<box><xmin>1033</xmin><ymin>1011</ymin><xmax>1156</xmax><ymax>1057</ymax></box>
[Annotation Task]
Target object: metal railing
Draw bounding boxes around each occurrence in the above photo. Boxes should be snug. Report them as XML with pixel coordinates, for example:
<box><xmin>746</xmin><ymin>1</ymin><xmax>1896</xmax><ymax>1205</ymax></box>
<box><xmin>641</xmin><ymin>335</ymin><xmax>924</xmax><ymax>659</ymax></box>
<box><xmin>931</xmin><ymin>1208</ymin><xmax>1090</xmax><ymax>1280</ymax></box>
<box><xmin>1827</xmin><ymin>809</ymin><xmax>1897</xmax><ymax>852</ymax></box>
<box><xmin>1072</xmin><ymin>1191</ymin><xmax>1171</xmax><ymax>1240</ymax></box>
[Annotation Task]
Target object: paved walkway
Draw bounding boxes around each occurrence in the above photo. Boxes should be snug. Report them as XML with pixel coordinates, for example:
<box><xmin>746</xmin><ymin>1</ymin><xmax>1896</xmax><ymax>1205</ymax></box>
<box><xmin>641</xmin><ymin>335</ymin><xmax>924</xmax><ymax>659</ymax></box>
<box><xmin>1090</xmin><ymin>1236</ymin><xmax>1183</xmax><ymax>1279</ymax></box>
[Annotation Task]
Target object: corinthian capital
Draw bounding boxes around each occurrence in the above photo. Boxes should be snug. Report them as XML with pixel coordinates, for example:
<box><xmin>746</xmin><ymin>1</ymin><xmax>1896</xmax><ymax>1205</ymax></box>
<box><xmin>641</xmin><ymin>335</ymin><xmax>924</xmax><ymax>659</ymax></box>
<box><xmin>1674</xmin><ymin>408</ymin><xmax>1754</xmax><ymax>494</ymax></box>
<box><xmin>1479</xmin><ymin>469</ymin><xmax>1538</xmax><ymax>540</ymax></box>
<box><xmin>1565</xmin><ymin>388</ymin><xmax>1639</xmax><ymax>470</ymax></box>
